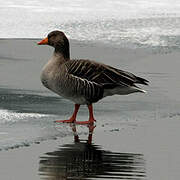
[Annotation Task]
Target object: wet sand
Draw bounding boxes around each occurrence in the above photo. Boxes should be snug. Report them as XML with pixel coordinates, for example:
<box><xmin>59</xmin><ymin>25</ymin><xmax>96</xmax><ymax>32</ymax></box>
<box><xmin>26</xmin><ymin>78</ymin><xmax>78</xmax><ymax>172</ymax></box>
<box><xmin>0</xmin><ymin>39</ymin><xmax>180</xmax><ymax>180</ymax></box>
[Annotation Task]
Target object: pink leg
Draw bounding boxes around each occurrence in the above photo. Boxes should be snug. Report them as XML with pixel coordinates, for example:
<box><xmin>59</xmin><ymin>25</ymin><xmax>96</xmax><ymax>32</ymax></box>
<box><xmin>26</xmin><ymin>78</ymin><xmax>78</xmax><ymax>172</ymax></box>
<box><xmin>87</xmin><ymin>124</ymin><xmax>96</xmax><ymax>144</ymax></box>
<box><xmin>55</xmin><ymin>104</ymin><xmax>80</xmax><ymax>123</ymax></box>
<box><xmin>71</xmin><ymin>123</ymin><xmax>80</xmax><ymax>142</ymax></box>
<box><xmin>76</xmin><ymin>104</ymin><xmax>96</xmax><ymax>125</ymax></box>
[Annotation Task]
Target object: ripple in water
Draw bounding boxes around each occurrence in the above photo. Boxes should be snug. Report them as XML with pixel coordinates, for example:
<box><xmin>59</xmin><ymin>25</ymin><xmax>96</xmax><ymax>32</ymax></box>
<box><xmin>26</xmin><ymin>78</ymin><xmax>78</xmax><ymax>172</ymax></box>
<box><xmin>39</xmin><ymin>142</ymin><xmax>146</xmax><ymax>180</ymax></box>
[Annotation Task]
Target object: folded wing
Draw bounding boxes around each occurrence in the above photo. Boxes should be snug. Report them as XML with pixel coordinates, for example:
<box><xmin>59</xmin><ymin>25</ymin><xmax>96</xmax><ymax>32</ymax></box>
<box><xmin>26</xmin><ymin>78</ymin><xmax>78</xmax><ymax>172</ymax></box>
<box><xmin>65</xmin><ymin>59</ymin><xmax>148</xmax><ymax>89</ymax></box>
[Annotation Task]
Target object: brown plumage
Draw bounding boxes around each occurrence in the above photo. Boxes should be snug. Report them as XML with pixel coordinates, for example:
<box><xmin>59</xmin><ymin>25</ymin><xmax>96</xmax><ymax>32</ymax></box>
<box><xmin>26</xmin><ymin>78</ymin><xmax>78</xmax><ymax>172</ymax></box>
<box><xmin>38</xmin><ymin>30</ymin><xmax>149</xmax><ymax>125</ymax></box>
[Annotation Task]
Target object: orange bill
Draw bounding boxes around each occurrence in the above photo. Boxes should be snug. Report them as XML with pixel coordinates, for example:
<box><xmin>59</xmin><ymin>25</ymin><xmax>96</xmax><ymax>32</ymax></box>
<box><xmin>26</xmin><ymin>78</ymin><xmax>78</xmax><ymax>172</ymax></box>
<box><xmin>37</xmin><ymin>37</ymin><xmax>48</xmax><ymax>45</ymax></box>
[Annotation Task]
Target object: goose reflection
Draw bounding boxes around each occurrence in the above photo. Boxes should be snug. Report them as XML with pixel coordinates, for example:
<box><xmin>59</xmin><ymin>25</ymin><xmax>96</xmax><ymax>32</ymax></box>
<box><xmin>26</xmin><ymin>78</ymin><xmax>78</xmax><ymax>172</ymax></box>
<box><xmin>39</xmin><ymin>124</ymin><xmax>146</xmax><ymax>180</ymax></box>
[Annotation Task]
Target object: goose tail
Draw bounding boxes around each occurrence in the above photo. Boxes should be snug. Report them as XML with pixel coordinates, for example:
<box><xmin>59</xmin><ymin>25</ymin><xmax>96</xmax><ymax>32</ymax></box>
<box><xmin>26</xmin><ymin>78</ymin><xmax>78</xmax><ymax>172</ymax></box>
<box><xmin>136</xmin><ymin>76</ymin><xmax>149</xmax><ymax>85</ymax></box>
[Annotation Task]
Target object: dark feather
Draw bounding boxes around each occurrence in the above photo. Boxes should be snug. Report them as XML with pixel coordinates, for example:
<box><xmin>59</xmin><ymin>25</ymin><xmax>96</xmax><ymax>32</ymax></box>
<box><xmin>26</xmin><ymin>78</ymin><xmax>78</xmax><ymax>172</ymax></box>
<box><xmin>135</xmin><ymin>76</ymin><xmax>149</xmax><ymax>85</ymax></box>
<box><xmin>65</xmin><ymin>59</ymin><xmax>149</xmax><ymax>89</ymax></box>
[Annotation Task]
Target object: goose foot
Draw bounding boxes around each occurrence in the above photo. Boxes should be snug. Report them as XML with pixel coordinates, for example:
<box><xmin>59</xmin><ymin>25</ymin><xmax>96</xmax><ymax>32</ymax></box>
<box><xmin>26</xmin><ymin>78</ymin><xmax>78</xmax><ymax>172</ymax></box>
<box><xmin>55</xmin><ymin>118</ymin><xmax>76</xmax><ymax>123</ymax></box>
<box><xmin>75</xmin><ymin>118</ymin><xmax>96</xmax><ymax>125</ymax></box>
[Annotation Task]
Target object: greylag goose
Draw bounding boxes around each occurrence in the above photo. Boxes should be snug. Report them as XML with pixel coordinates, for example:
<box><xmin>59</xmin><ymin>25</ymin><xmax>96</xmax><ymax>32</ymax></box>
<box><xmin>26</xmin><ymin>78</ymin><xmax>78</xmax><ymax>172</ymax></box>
<box><xmin>38</xmin><ymin>30</ymin><xmax>148</xmax><ymax>125</ymax></box>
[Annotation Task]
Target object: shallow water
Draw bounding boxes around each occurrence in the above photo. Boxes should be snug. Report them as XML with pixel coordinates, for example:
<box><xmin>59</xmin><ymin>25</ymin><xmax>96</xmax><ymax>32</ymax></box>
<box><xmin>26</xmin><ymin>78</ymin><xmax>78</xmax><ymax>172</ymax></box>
<box><xmin>39</xmin><ymin>141</ymin><xmax>146</xmax><ymax>180</ymax></box>
<box><xmin>0</xmin><ymin>40</ymin><xmax>180</xmax><ymax>180</ymax></box>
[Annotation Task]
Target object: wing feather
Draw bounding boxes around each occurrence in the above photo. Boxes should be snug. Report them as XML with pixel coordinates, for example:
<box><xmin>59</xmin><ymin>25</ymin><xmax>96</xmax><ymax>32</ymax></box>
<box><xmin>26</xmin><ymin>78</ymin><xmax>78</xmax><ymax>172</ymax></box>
<box><xmin>65</xmin><ymin>59</ymin><xmax>148</xmax><ymax>88</ymax></box>
<box><xmin>68</xmin><ymin>73</ymin><xmax>104</xmax><ymax>103</ymax></box>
